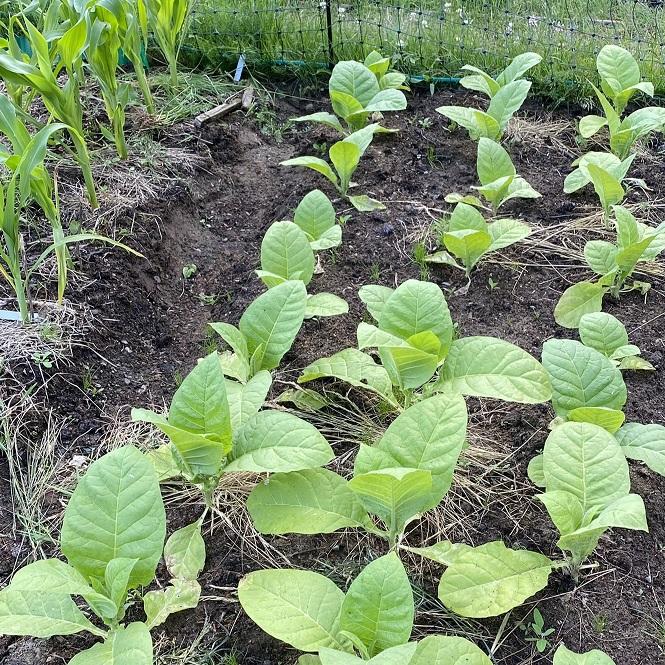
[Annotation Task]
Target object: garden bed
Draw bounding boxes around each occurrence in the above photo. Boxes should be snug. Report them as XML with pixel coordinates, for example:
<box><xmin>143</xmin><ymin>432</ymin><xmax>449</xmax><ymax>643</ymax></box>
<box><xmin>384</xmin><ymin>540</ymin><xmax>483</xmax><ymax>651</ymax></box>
<box><xmin>1</xmin><ymin>85</ymin><xmax>664</xmax><ymax>664</ymax></box>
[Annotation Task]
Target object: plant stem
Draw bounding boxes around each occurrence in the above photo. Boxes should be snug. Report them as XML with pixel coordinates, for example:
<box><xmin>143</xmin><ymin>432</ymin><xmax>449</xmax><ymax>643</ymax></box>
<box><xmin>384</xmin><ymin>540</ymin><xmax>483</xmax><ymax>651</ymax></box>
<box><xmin>113</xmin><ymin>112</ymin><xmax>128</xmax><ymax>160</ymax></box>
<box><xmin>70</xmin><ymin>132</ymin><xmax>99</xmax><ymax>209</ymax></box>
<box><xmin>134</xmin><ymin>63</ymin><xmax>155</xmax><ymax>114</ymax></box>
<box><xmin>169</xmin><ymin>55</ymin><xmax>178</xmax><ymax>87</ymax></box>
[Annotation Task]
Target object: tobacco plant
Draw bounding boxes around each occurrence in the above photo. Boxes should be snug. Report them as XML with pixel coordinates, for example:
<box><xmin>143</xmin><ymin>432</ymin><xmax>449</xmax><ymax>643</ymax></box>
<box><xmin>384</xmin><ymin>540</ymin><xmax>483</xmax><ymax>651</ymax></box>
<box><xmin>426</xmin><ymin>202</ymin><xmax>530</xmax><ymax>278</ymax></box>
<box><xmin>297</xmin><ymin>279</ymin><xmax>551</xmax><ymax>409</ymax></box>
<box><xmin>257</xmin><ymin>220</ymin><xmax>348</xmax><ymax>318</ymax></box>
<box><xmin>554</xmin><ymin>206</ymin><xmax>665</xmax><ymax>327</ymax></box>
<box><xmin>132</xmin><ymin>350</ymin><xmax>334</xmax><ymax>508</ymax></box>
<box><xmin>209</xmin><ymin>279</ymin><xmax>308</xmax><ymax>382</ymax></box>
<box><xmin>579</xmin><ymin>46</ymin><xmax>665</xmax><ymax>159</ymax></box>
<box><xmin>291</xmin><ymin>189</ymin><xmax>342</xmax><ymax>250</ymax></box>
<box><xmin>447</xmin><ymin>137</ymin><xmax>541</xmax><ymax>212</ymax></box>
<box><xmin>554</xmin><ymin>645</ymin><xmax>616</xmax><ymax>664</ymax></box>
<box><xmin>460</xmin><ymin>51</ymin><xmax>542</xmax><ymax>98</ymax></box>
<box><xmin>436</xmin><ymin>79</ymin><xmax>531</xmax><ymax>140</ymax></box>
<box><xmin>294</xmin><ymin>55</ymin><xmax>407</xmax><ymax>134</ymax></box>
<box><xmin>564</xmin><ymin>152</ymin><xmax>634</xmax><ymax>223</ymax></box>
<box><xmin>528</xmin><ymin>421</ymin><xmax>648</xmax><ymax>581</ymax></box>
<box><xmin>0</xmin><ymin>446</ymin><xmax>202</xmax><ymax>662</ymax></box>
<box><xmin>238</xmin><ymin>553</ymin><xmax>494</xmax><ymax>663</ymax></box>
<box><xmin>0</xmin><ymin>17</ymin><xmax>98</xmax><ymax>207</ymax></box>
<box><xmin>281</xmin><ymin>124</ymin><xmax>385</xmax><ymax>211</ymax></box>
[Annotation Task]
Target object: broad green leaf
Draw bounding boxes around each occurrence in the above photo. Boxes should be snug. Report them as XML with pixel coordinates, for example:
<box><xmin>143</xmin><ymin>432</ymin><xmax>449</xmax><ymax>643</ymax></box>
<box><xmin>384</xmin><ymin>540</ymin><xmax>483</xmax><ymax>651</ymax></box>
<box><xmin>294</xmin><ymin>112</ymin><xmax>344</xmax><ymax>133</ymax></box>
<box><xmin>225</xmin><ymin>371</ymin><xmax>272</xmax><ymax>431</ymax></box>
<box><xmin>618</xmin><ymin>355</ymin><xmax>655</xmax><ymax>371</ymax></box>
<box><xmin>527</xmin><ymin>454</ymin><xmax>545</xmax><ymax>487</ymax></box>
<box><xmin>330</xmin><ymin>60</ymin><xmax>380</xmax><ymax>106</ymax></box>
<box><xmin>294</xmin><ymin>189</ymin><xmax>337</xmax><ymax>241</ymax></box>
<box><xmin>554</xmin><ymin>282</ymin><xmax>606</xmax><ymax>329</ymax></box>
<box><xmin>542</xmin><ymin>422</ymin><xmax>630</xmax><ymax>511</ymax></box>
<box><xmin>248</xmin><ymin>468</ymin><xmax>370</xmax><ymax>534</ymax></box>
<box><xmin>349</xmin><ymin>468</ymin><xmax>433</xmax><ymax>534</ymax></box>
<box><xmin>281</xmin><ymin>156</ymin><xmax>338</xmax><ymax>187</ymax></box>
<box><xmin>331</xmin><ymin>90</ymin><xmax>366</xmax><ymax>123</ymax></box>
<box><xmin>436</xmin><ymin>336</ymin><xmax>552</xmax><ymax>403</ymax></box>
<box><xmin>104</xmin><ymin>558</ymin><xmax>139</xmax><ymax>613</ymax></box>
<box><xmin>359</xmin><ymin>284</ymin><xmax>394</xmax><ymax>321</ymax></box>
<box><xmin>354</xmin><ymin>393</ymin><xmax>467</xmax><ymax>503</ymax></box>
<box><xmin>68</xmin><ymin>622</ymin><xmax>152</xmax><ymax>665</ymax></box>
<box><xmin>378</xmin><ymin>280</ymin><xmax>454</xmax><ymax>358</ymax></box>
<box><xmin>169</xmin><ymin>352</ymin><xmax>232</xmax><ymax>442</ymax></box>
<box><xmin>597</xmin><ymin>45</ymin><xmax>641</xmax><ymax>95</ymax></box>
<box><xmin>164</xmin><ymin>519</ymin><xmax>205</xmax><ymax>580</ymax></box>
<box><xmin>143</xmin><ymin>579</ymin><xmax>201</xmax><ymax>630</ymax></box>
<box><xmin>578</xmin><ymin>312</ymin><xmax>628</xmax><ymax>355</ymax></box>
<box><xmin>0</xmin><ymin>591</ymin><xmax>105</xmax><ymax>637</ymax></box>
<box><xmin>340</xmin><ymin>553</ymin><xmax>413</xmax><ymax>656</ymax></box>
<box><xmin>460</xmin><ymin>65</ymin><xmax>499</xmax><ymax>97</ymax></box>
<box><xmin>348</xmin><ymin>194</ymin><xmax>386</xmax><ymax>212</ymax></box>
<box><xmin>579</xmin><ymin>115</ymin><xmax>608</xmax><ymax>138</ymax></box>
<box><xmin>568</xmin><ymin>407</ymin><xmax>625</xmax><ymax>433</ymax></box>
<box><xmin>537</xmin><ymin>490</ymin><xmax>585</xmax><ymax>536</ymax></box>
<box><xmin>583</xmin><ymin>241</ymin><xmax>618</xmax><ymax>276</ymax></box>
<box><xmin>410</xmin><ymin>635</ymin><xmax>493</xmax><ymax>665</ymax></box>
<box><xmin>320</xmin><ymin>643</ymin><xmax>418</xmax><ymax>665</ymax></box>
<box><xmin>239</xmin><ymin>280</ymin><xmax>308</xmax><ymax>371</ymax></box>
<box><xmin>435</xmin><ymin>105</ymin><xmax>501</xmax><ymax>140</ymax></box>
<box><xmin>587</xmin><ymin>163</ymin><xmax>624</xmax><ymax>211</ymax></box>
<box><xmin>487</xmin><ymin>218</ymin><xmax>531</xmax><ymax>251</ymax></box>
<box><xmin>61</xmin><ymin>446</ymin><xmax>165</xmax><ymax>588</ymax></box>
<box><xmin>260</xmin><ymin>221</ymin><xmax>315</xmax><ymax>287</ymax></box>
<box><xmin>305</xmin><ymin>292</ymin><xmax>349</xmax><ymax>318</ymax></box>
<box><xmin>444</xmin><ymin>229</ymin><xmax>491</xmax><ymax>270</ymax></box>
<box><xmin>209</xmin><ymin>322</ymin><xmax>250</xmax><ymax>379</ymax></box>
<box><xmin>299</xmin><ymin>348</ymin><xmax>396</xmax><ymax>404</ymax></box>
<box><xmin>542</xmin><ymin>339</ymin><xmax>627</xmax><ymax>416</ymax></box>
<box><xmin>310</xmin><ymin>225</ymin><xmax>343</xmax><ymax>251</ymax></box>
<box><xmin>238</xmin><ymin>569</ymin><xmax>349</xmax><ymax>651</ymax></box>
<box><xmin>6</xmin><ymin>559</ymin><xmax>115</xmax><ymax>618</ymax></box>
<box><xmin>553</xmin><ymin>643</ymin><xmax>616</xmax><ymax>665</ymax></box>
<box><xmin>403</xmin><ymin>540</ymin><xmax>473</xmax><ymax>566</ymax></box>
<box><xmin>487</xmin><ymin>79</ymin><xmax>531</xmax><ymax>129</ymax></box>
<box><xmin>330</xmin><ymin>140</ymin><xmax>361</xmax><ymax>193</ymax></box>
<box><xmin>476</xmin><ymin>137</ymin><xmax>515</xmax><ymax>184</ymax></box>
<box><xmin>497</xmin><ymin>52</ymin><xmax>542</xmax><ymax>86</ymax></box>
<box><xmin>448</xmin><ymin>201</ymin><xmax>488</xmax><ymax>233</ymax></box>
<box><xmin>364</xmin><ymin>51</ymin><xmax>391</xmax><ymax>76</ymax></box>
<box><xmin>226</xmin><ymin>410</ymin><xmax>333</xmax><ymax>472</ymax></box>
<box><xmin>145</xmin><ymin>445</ymin><xmax>180</xmax><ymax>481</ymax></box>
<box><xmin>616</xmin><ymin>422</ymin><xmax>665</xmax><ymax>476</ymax></box>
<box><xmin>437</xmin><ymin>541</ymin><xmax>553</xmax><ymax>618</ymax></box>
<box><xmin>364</xmin><ymin>88</ymin><xmax>407</xmax><ymax>113</ymax></box>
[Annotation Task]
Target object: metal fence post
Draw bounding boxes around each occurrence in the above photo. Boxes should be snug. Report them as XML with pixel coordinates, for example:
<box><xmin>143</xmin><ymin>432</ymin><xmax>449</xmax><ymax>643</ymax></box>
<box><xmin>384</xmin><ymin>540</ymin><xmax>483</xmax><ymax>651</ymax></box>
<box><xmin>325</xmin><ymin>0</ymin><xmax>335</xmax><ymax>69</ymax></box>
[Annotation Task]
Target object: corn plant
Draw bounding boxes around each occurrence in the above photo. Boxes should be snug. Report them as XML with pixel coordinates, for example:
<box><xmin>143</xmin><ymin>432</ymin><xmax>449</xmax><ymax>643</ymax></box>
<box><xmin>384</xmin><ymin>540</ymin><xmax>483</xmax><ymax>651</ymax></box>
<box><xmin>554</xmin><ymin>206</ymin><xmax>665</xmax><ymax>327</ymax></box>
<box><xmin>426</xmin><ymin>202</ymin><xmax>530</xmax><ymax>278</ymax></box>
<box><xmin>436</xmin><ymin>79</ymin><xmax>531</xmax><ymax>141</ymax></box>
<box><xmin>0</xmin><ymin>17</ymin><xmax>98</xmax><ymax>207</ymax></box>
<box><xmin>528</xmin><ymin>421</ymin><xmax>648</xmax><ymax>581</ymax></box>
<box><xmin>0</xmin><ymin>446</ymin><xmax>201</xmax><ymax>661</ymax></box>
<box><xmin>294</xmin><ymin>55</ymin><xmax>407</xmax><ymax>134</ymax></box>
<box><xmin>460</xmin><ymin>51</ymin><xmax>542</xmax><ymax>98</ymax></box>
<box><xmin>296</xmin><ymin>279</ymin><xmax>551</xmax><ymax>410</ymax></box>
<box><xmin>257</xmin><ymin>220</ymin><xmax>348</xmax><ymax>318</ymax></box>
<box><xmin>281</xmin><ymin>124</ymin><xmax>385</xmax><ymax>211</ymax></box>
<box><xmin>142</xmin><ymin>0</ymin><xmax>190</xmax><ymax>85</ymax></box>
<box><xmin>238</xmin><ymin>553</ymin><xmax>495</xmax><ymax>664</ymax></box>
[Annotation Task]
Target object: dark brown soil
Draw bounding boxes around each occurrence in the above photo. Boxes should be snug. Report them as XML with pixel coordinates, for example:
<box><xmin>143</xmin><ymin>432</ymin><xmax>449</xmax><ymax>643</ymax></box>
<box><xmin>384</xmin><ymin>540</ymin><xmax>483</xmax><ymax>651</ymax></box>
<box><xmin>1</xmin><ymin>85</ymin><xmax>664</xmax><ymax>665</ymax></box>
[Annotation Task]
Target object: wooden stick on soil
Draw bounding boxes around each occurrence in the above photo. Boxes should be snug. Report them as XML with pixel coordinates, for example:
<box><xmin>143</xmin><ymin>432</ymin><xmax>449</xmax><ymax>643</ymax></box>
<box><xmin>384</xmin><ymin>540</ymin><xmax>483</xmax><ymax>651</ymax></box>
<box><xmin>193</xmin><ymin>87</ymin><xmax>254</xmax><ymax>128</ymax></box>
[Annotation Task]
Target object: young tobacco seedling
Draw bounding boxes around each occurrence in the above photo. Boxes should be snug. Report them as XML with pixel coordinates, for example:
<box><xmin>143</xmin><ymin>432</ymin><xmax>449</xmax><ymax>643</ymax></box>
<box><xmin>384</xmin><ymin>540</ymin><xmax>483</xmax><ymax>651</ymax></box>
<box><xmin>294</xmin><ymin>55</ymin><xmax>407</xmax><ymax>134</ymax></box>
<box><xmin>578</xmin><ymin>312</ymin><xmax>653</xmax><ymax>370</ymax></box>
<box><xmin>248</xmin><ymin>393</ymin><xmax>468</xmax><ymax>548</ymax></box>
<box><xmin>426</xmin><ymin>202</ymin><xmax>530</xmax><ymax>278</ymax></box>
<box><xmin>238</xmin><ymin>552</ymin><xmax>493</xmax><ymax>664</ymax></box>
<box><xmin>281</xmin><ymin>124</ymin><xmax>385</xmax><ymax>211</ymax></box>
<box><xmin>564</xmin><ymin>152</ymin><xmax>635</xmax><ymax>223</ymax></box>
<box><xmin>291</xmin><ymin>189</ymin><xmax>342</xmax><ymax>250</ymax></box>
<box><xmin>554</xmin><ymin>206</ymin><xmax>665</xmax><ymax>327</ymax></box>
<box><xmin>460</xmin><ymin>51</ymin><xmax>542</xmax><ymax>98</ymax></box>
<box><xmin>210</xmin><ymin>279</ymin><xmax>308</xmax><ymax>381</ymax></box>
<box><xmin>298</xmin><ymin>279</ymin><xmax>551</xmax><ymax>409</ymax></box>
<box><xmin>0</xmin><ymin>446</ymin><xmax>202</xmax><ymax>662</ymax></box>
<box><xmin>447</xmin><ymin>137</ymin><xmax>541</xmax><ymax>212</ymax></box>
<box><xmin>554</xmin><ymin>644</ymin><xmax>616</xmax><ymax>664</ymax></box>
<box><xmin>436</xmin><ymin>79</ymin><xmax>531</xmax><ymax>140</ymax></box>
<box><xmin>132</xmin><ymin>350</ymin><xmax>334</xmax><ymax>508</ymax></box>
<box><xmin>257</xmin><ymin>220</ymin><xmax>348</xmax><ymax>318</ymax></box>
<box><xmin>528</xmin><ymin>421</ymin><xmax>648</xmax><ymax>582</ymax></box>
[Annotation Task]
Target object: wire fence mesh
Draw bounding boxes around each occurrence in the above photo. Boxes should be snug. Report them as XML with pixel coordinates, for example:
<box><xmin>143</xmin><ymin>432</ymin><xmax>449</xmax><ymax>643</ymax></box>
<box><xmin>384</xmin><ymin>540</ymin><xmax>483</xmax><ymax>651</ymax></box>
<box><xmin>182</xmin><ymin>0</ymin><xmax>665</xmax><ymax>97</ymax></box>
